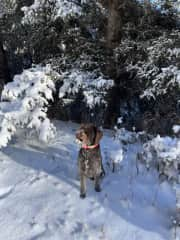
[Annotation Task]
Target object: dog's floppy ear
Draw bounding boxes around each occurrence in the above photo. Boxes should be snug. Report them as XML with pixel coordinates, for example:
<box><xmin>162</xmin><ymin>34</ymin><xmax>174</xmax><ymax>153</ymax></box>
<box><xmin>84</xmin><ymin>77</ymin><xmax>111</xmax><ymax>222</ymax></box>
<box><xmin>94</xmin><ymin>128</ymin><xmax>103</xmax><ymax>145</ymax></box>
<box><xmin>75</xmin><ymin>124</ymin><xmax>85</xmax><ymax>141</ymax></box>
<box><xmin>76</xmin><ymin>130</ymin><xmax>82</xmax><ymax>141</ymax></box>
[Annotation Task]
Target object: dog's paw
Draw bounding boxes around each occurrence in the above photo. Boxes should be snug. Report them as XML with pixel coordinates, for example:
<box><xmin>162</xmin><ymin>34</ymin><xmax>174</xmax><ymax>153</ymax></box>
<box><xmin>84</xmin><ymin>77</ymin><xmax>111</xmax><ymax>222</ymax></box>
<box><xmin>80</xmin><ymin>193</ymin><xmax>86</xmax><ymax>199</ymax></box>
<box><xmin>95</xmin><ymin>186</ymin><xmax>101</xmax><ymax>192</ymax></box>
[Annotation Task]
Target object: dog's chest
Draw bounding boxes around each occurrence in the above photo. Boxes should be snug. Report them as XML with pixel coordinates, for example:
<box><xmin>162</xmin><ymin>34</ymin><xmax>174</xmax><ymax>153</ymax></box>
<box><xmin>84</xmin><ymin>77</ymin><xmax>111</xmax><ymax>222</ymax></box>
<box><xmin>79</xmin><ymin>148</ymin><xmax>101</xmax><ymax>177</ymax></box>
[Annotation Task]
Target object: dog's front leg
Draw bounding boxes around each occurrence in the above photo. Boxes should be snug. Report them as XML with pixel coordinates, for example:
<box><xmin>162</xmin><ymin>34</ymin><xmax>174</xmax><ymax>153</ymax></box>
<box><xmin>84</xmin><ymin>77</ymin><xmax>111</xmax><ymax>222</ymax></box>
<box><xmin>94</xmin><ymin>175</ymin><xmax>101</xmax><ymax>192</ymax></box>
<box><xmin>80</xmin><ymin>173</ymin><xmax>86</xmax><ymax>198</ymax></box>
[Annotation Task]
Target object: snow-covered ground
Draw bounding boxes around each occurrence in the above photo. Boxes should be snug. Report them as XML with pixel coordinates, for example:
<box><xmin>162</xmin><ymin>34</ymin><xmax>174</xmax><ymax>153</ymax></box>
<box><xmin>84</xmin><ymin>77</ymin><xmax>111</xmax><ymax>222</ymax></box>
<box><xmin>0</xmin><ymin>121</ymin><xmax>176</xmax><ymax>240</ymax></box>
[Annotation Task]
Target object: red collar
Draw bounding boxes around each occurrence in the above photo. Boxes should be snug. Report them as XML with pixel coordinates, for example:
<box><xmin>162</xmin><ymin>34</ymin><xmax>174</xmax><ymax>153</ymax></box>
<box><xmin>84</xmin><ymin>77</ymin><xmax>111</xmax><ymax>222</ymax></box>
<box><xmin>82</xmin><ymin>144</ymin><xmax>99</xmax><ymax>150</ymax></box>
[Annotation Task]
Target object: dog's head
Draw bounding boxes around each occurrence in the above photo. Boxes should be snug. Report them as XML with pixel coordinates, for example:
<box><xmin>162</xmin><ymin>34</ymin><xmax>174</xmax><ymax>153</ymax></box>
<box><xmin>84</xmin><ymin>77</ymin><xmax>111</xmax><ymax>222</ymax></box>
<box><xmin>76</xmin><ymin>123</ymin><xmax>102</xmax><ymax>145</ymax></box>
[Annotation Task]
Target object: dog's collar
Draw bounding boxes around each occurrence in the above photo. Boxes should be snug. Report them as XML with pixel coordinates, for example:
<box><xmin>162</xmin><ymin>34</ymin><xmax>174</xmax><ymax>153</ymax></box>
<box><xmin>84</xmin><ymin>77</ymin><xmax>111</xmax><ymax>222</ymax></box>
<box><xmin>82</xmin><ymin>144</ymin><xmax>99</xmax><ymax>150</ymax></box>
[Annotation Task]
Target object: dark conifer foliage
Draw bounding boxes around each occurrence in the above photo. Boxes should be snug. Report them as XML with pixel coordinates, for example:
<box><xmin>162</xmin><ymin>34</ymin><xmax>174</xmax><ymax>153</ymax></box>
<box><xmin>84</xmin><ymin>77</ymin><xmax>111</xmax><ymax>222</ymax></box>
<box><xmin>0</xmin><ymin>0</ymin><xmax>179</xmax><ymax>134</ymax></box>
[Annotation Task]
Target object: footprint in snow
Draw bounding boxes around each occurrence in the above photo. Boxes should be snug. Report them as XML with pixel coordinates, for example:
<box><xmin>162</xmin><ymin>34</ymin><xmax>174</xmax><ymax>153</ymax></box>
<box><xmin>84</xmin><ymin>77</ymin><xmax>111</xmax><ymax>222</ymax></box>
<box><xmin>56</xmin><ymin>217</ymin><xmax>66</xmax><ymax>226</ymax></box>
<box><xmin>29</xmin><ymin>223</ymin><xmax>47</xmax><ymax>240</ymax></box>
<box><xmin>71</xmin><ymin>221</ymin><xmax>84</xmax><ymax>235</ymax></box>
<box><xmin>29</xmin><ymin>172</ymin><xmax>49</xmax><ymax>184</ymax></box>
<box><xmin>0</xmin><ymin>186</ymin><xmax>14</xmax><ymax>200</ymax></box>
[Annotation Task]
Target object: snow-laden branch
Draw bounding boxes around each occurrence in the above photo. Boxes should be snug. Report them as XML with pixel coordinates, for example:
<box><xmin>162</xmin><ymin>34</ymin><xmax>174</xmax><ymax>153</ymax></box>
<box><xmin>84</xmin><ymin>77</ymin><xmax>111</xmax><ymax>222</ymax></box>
<box><xmin>0</xmin><ymin>65</ymin><xmax>57</xmax><ymax>148</ymax></box>
<box><xmin>21</xmin><ymin>0</ymin><xmax>84</xmax><ymax>24</ymax></box>
<box><xmin>0</xmin><ymin>0</ymin><xmax>17</xmax><ymax>18</ymax></box>
<box><xmin>118</xmin><ymin>32</ymin><xmax>180</xmax><ymax>100</ymax></box>
<box><xmin>58</xmin><ymin>69</ymin><xmax>114</xmax><ymax>109</ymax></box>
<box><xmin>140</xmin><ymin>65</ymin><xmax>180</xmax><ymax>99</ymax></box>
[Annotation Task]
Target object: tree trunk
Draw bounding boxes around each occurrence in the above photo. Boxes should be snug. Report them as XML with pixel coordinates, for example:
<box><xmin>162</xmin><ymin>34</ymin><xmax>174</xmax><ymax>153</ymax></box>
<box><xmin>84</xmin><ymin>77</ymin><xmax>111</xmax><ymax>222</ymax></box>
<box><xmin>107</xmin><ymin>0</ymin><xmax>123</xmax><ymax>48</ymax></box>
<box><xmin>0</xmin><ymin>41</ymin><xmax>10</xmax><ymax>98</ymax></box>
<box><xmin>144</xmin><ymin>0</ymin><xmax>153</xmax><ymax>24</ymax></box>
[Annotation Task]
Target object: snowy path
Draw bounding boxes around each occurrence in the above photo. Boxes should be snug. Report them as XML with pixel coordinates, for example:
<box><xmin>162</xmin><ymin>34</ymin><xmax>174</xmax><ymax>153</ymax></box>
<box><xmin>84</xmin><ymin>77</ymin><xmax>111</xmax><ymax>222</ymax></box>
<box><xmin>0</xmin><ymin>121</ymin><xmax>175</xmax><ymax>240</ymax></box>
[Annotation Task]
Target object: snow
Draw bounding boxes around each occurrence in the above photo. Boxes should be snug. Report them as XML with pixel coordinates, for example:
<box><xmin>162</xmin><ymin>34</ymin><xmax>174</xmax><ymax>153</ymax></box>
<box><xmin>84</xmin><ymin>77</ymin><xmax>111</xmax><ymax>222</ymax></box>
<box><xmin>0</xmin><ymin>65</ymin><xmax>56</xmax><ymax>148</ymax></box>
<box><xmin>0</xmin><ymin>0</ymin><xmax>16</xmax><ymax>17</ymax></box>
<box><xmin>21</xmin><ymin>0</ymin><xmax>83</xmax><ymax>24</ymax></box>
<box><xmin>55</xmin><ymin>0</ymin><xmax>82</xmax><ymax>19</ymax></box>
<box><xmin>59</xmin><ymin>70</ymin><xmax>114</xmax><ymax>109</ymax></box>
<box><xmin>173</xmin><ymin>125</ymin><xmax>180</xmax><ymax>134</ymax></box>
<box><xmin>0</xmin><ymin>121</ymin><xmax>176</xmax><ymax>240</ymax></box>
<box><xmin>122</xmin><ymin>32</ymin><xmax>180</xmax><ymax>101</ymax></box>
<box><xmin>139</xmin><ymin>65</ymin><xmax>180</xmax><ymax>99</ymax></box>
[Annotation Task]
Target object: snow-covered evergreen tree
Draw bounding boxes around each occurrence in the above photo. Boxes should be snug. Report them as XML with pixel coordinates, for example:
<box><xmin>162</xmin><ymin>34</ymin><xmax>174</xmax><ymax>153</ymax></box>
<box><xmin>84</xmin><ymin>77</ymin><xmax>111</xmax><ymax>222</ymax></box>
<box><xmin>0</xmin><ymin>65</ymin><xmax>57</xmax><ymax>147</ymax></box>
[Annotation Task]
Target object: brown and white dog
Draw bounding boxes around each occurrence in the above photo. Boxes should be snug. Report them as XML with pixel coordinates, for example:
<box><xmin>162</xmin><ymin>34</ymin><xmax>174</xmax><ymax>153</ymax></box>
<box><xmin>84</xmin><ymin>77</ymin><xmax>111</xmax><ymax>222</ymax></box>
<box><xmin>76</xmin><ymin>123</ymin><xmax>105</xmax><ymax>198</ymax></box>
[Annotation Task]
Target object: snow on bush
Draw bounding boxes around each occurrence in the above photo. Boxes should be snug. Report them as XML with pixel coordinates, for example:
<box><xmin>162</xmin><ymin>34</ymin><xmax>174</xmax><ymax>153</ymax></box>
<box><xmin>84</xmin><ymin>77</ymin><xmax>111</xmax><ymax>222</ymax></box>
<box><xmin>0</xmin><ymin>65</ymin><xmax>57</xmax><ymax>147</ymax></box>
<box><xmin>0</xmin><ymin>0</ymin><xmax>17</xmax><ymax>17</ymax></box>
<box><xmin>114</xmin><ymin>120</ymin><xmax>180</xmax><ymax>225</ymax></box>
<box><xmin>140</xmin><ymin>65</ymin><xmax>180</xmax><ymax>99</ymax></box>
<box><xmin>173</xmin><ymin>125</ymin><xmax>180</xmax><ymax>134</ymax></box>
<box><xmin>22</xmin><ymin>0</ymin><xmax>84</xmax><ymax>24</ymax></box>
<box><xmin>139</xmin><ymin>135</ymin><xmax>180</xmax><ymax>183</ymax></box>
<box><xmin>136</xmin><ymin>130</ymin><xmax>180</xmax><ymax>226</ymax></box>
<box><xmin>59</xmin><ymin>69</ymin><xmax>114</xmax><ymax>109</ymax></box>
<box><xmin>114</xmin><ymin>119</ymin><xmax>151</xmax><ymax>145</ymax></box>
<box><xmin>140</xmin><ymin>135</ymin><xmax>180</xmax><ymax>227</ymax></box>
<box><xmin>108</xmin><ymin>147</ymin><xmax>124</xmax><ymax>173</ymax></box>
<box><xmin>114</xmin><ymin>127</ymin><xmax>137</xmax><ymax>145</ymax></box>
